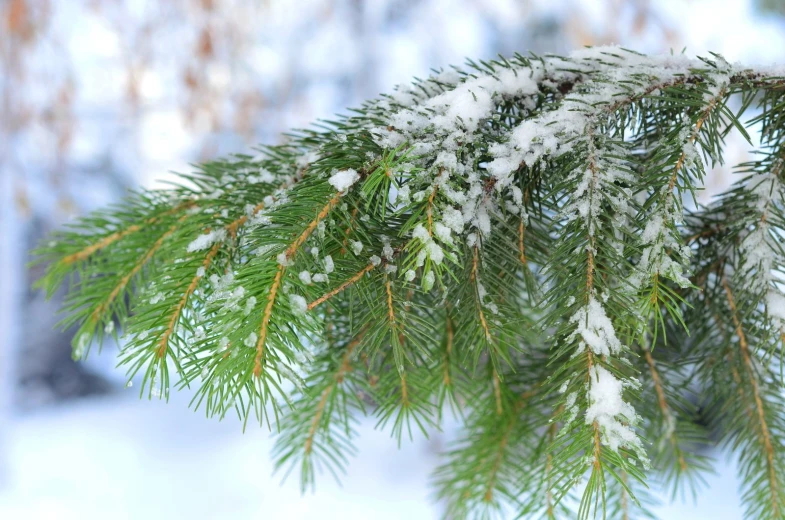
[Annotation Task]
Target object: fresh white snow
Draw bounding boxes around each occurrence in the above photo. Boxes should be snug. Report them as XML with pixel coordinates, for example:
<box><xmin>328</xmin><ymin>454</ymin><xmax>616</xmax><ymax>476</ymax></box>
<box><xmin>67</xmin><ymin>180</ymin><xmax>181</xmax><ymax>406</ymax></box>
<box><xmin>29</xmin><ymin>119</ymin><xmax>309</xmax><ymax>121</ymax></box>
<box><xmin>568</xmin><ymin>297</ymin><xmax>622</xmax><ymax>358</ymax></box>
<box><xmin>289</xmin><ymin>294</ymin><xmax>308</xmax><ymax>315</ymax></box>
<box><xmin>585</xmin><ymin>365</ymin><xmax>643</xmax><ymax>453</ymax></box>
<box><xmin>298</xmin><ymin>271</ymin><xmax>313</xmax><ymax>285</ymax></box>
<box><xmin>187</xmin><ymin>229</ymin><xmax>227</xmax><ymax>253</ymax></box>
<box><xmin>329</xmin><ymin>169</ymin><xmax>361</xmax><ymax>192</ymax></box>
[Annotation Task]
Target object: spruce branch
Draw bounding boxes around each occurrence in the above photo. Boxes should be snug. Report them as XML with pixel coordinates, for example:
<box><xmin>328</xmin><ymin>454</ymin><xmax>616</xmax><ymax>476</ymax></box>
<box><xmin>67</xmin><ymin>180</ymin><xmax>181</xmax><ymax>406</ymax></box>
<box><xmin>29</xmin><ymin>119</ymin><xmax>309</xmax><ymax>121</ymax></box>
<box><xmin>34</xmin><ymin>47</ymin><xmax>785</xmax><ymax>518</ymax></box>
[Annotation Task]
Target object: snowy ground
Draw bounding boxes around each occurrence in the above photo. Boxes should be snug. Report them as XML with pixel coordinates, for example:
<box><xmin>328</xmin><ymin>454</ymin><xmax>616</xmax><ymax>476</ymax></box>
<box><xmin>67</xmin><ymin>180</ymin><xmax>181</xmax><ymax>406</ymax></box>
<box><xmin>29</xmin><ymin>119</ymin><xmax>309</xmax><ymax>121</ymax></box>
<box><xmin>0</xmin><ymin>391</ymin><xmax>441</xmax><ymax>519</ymax></box>
<box><xmin>0</xmin><ymin>390</ymin><xmax>743</xmax><ymax>519</ymax></box>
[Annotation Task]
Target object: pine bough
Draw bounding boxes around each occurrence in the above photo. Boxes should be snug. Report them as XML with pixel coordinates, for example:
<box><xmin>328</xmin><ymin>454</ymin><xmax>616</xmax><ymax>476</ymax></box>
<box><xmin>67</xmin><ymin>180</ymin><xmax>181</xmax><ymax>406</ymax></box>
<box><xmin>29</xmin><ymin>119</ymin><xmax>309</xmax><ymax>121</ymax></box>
<box><xmin>35</xmin><ymin>47</ymin><xmax>785</xmax><ymax>519</ymax></box>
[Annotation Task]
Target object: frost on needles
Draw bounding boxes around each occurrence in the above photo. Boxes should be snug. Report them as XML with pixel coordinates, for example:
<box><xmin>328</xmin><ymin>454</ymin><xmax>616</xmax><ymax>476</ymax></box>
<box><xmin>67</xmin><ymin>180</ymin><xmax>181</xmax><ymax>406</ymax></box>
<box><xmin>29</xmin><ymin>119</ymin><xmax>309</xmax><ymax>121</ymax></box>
<box><xmin>34</xmin><ymin>47</ymin><xmax>785</xmax><ymax>519</ymax></box>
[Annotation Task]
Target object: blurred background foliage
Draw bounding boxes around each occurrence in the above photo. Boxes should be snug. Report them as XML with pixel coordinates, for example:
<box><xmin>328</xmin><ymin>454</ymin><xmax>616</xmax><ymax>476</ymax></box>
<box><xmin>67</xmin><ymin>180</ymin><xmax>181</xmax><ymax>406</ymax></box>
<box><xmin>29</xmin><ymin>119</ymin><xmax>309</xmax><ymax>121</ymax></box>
<box><xmin>759</xmin><ymin>0</ymin><xmax>785</xmax><ymax>16</ymax></box>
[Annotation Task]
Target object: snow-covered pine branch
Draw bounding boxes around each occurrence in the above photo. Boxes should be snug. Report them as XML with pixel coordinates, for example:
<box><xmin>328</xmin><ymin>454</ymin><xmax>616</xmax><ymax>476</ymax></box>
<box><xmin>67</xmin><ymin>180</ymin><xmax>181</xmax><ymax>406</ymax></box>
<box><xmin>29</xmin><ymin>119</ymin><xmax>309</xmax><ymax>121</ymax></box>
<box><xmin>35</xmin><ymin>47</ymin><xmax>785</xmax><ymax>519</ymax></box>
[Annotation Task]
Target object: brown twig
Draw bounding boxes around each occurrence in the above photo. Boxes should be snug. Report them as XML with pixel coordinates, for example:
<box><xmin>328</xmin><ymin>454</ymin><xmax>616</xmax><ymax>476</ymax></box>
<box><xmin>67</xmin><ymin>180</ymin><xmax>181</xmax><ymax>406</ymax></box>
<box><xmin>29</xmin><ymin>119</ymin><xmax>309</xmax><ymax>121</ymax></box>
<box><xmin>304</xmin><ymin>330</ymin><xmax>365</xmax><ymax>454</ymax></box>
<box><xmin>722</xmin><ymin>278</ymin><xmax>780</xmax><ymax>515</ymax></box>
<box><xmin>253</xmin><ymin>194</ymin><xmax>342</xmax><ymax>378</ymax></box>
<box><xmin>643</xmin><ymin>347</ymin><xmax>687</xmax><ymax>470</ymax></box>
<box><xmin>63</xmin><ymin>202</ymin><xmax>194</xmax><ymax>265</ymax></box>
<box><xmin>307</xmin><ymin>263</ymin><xmax>375</xmax><ymax>310</ymax></box>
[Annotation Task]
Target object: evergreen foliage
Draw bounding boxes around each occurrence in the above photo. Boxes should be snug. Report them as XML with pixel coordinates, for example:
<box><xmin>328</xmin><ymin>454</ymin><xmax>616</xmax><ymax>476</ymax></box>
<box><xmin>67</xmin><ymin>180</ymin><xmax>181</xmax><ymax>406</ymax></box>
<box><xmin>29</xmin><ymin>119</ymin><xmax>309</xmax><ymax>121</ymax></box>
<box><xmin>34</xmin><ymin>47</ymin><xmax>785</xmax><ymax>518</ymax></box>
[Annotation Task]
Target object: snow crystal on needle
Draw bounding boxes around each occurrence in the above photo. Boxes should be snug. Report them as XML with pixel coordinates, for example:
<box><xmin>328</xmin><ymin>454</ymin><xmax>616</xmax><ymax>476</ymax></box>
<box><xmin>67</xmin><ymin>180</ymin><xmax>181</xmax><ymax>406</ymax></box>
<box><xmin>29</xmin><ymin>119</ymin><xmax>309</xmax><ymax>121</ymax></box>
<box><xmin>244</xmin><ymin>296</ymin><xmax>257</xmax><ymax>316</ymax></box>
<box><xmin>277</xmin><ymin>252</ymin><xmax>292</xmax><ymax>266</ymax></box>
<box><xmin>187</xmin><ymin>229</ymin><xmax>226</xmax><ymax>253</ymax></box>
<box><xmin>585</xmin><ymin>365</ymin><xmax>642</xmax><ymax>452</ymax></box>
<box><xmin>742</xmin><ymin>225</ymin><xmax>775</xmax><ymax>278</ymax></box>
<box><xmin>396</xmin><ymin>185</ymin><xmax>411</xmax><ymax>205</ymax></box>
<box><xmin>329</xmin><ymin>168</ymin><xmax>360</xmax><ymax>192</ymax></box>
<box><xmin>640</xmin><ymin>214</ymin><xmax>664</xmax><ymax>245</ymax></box>
<box><xmin>442</xmin><ymin>207</ymin><xmax>464</xmax><ymax>234</ymax></box>
<box><xmin>296</xmin><ymin>150</ymin><xmax>319</xmax><ymax>169</ymax></box>
<box><xmin>289</xmin><ymin>294</ymin><xmax>308</xmax><ymax>315</ymax></box>
<box><xmin>741</xmin><ymin>172</ymin><xmax>784</xmax><ymax>291</ymax></box>
<box><xmin>434</xmin><ymin>151</ymin><xmax>458</xmax><ymax>170</ymax></box>
<box><xmin>222</xmin><ymin>286</ymin><xmax>246</xmax><ymax>313</ymax></box>
<box><xmin>244</xmin><ymin>332</ymin><xmax>258</xmax><ymax>348</ymax></box>
<box><xmin>433</xmin><ymin>222</ymin><xmax>453</xmax><ymax>244</ymax></box>
<box><xmin>257</xmin><ymin>168</ymin><xmax>276</xmax><ymax>183</ymax></box>
<box><xmin>475</xmin><ymin>204</ymin><xmax>491</xmax><ymax>236</ymax></box>
<box><xmin>323</xmin><ymin>255</ymin><xmax>335</xmax><ymax>274</ymax></box>
<box><xmin>768</xmin><ymin>291</ymin><xmax>785</xmax><ymax>325</ymax></box>
<box><xmin>751</xmin><ymin>168</ymin><xmax>784</xmax><ymax>211</ymax></box>
<box><xmin>411</xmin><ymin>223</ymin><xmax>445</xmax><ymax>265</ymax></box>
<box><xmin>411</xmin><ymin>223</ymin><xmax>429</xmax><ymax>242</ymax></box>
<box><xmin>568</xmin><ymin>297</ymin><xmax>622</xmax><ymax>357</ymax></box>
<box><xmin>382</xmin><ymin>243</ymin><xmax>395</xmax><ymax>261</ymax></box>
